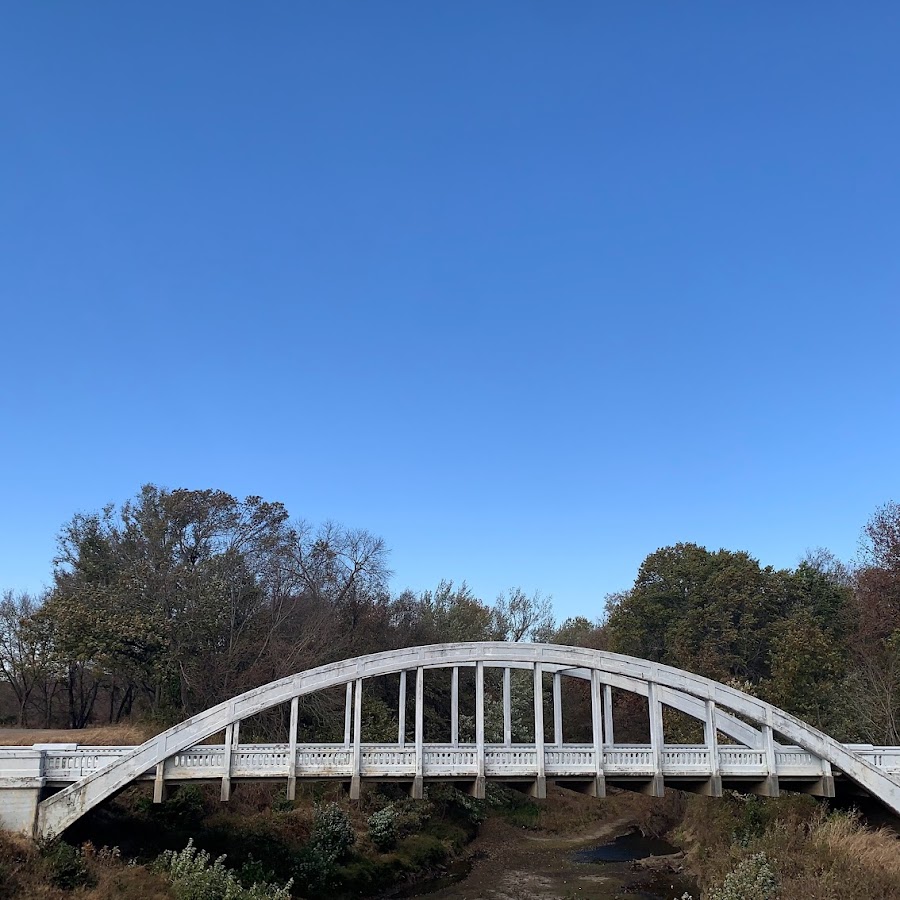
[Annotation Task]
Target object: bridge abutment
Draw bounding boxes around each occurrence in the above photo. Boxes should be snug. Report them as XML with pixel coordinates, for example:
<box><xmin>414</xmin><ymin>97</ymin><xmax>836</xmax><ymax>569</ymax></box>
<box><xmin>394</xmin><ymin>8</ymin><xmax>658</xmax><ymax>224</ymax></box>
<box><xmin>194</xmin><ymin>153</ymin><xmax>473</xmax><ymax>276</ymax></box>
<box><xmin>685</xmin><ymin>774</ymin><xmax>723</xmax><ymax>797</ymax></box>
<box><xmin>153</xmin><ymin>762</ymin><xmax>167</xmax><ymax>803</ymax></box>
<box><xmin>0</xmin><ymin>749</ymin><xmax>44</xmax><ymax>837</ymax></box>
<box><xmin>804</xmin><ymin>759</ymin><xmax>835</xmax><ymax>798</ymax></box>
<box><xmin>0</xmin><ymin>786</ymin><xmax>42</xmax><ymax>836</ymax></box>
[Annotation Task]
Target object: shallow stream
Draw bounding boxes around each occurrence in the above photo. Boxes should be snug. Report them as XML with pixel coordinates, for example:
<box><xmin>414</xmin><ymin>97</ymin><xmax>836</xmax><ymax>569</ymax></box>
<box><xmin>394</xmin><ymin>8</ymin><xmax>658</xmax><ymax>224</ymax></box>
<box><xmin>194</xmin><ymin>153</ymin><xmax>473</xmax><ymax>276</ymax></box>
<box><xmin>403</xmin><ymin>827</ymin><xmax>699</xmax><ymax>899</ymax></box>
<box><xmin>571</xmin><ymin>829</ymin><xmax>698</xmax><ymax>899</ymax></box>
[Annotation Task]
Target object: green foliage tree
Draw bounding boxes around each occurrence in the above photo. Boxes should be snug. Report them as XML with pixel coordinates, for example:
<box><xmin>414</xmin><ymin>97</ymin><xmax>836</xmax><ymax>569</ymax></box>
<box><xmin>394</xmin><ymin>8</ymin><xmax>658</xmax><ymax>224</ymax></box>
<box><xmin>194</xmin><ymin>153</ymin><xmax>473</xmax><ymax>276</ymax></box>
<box><xmin>605</xmin><ymin>543</ymin><xmax>790</xmax><ymax>683</ymax></box>
<box><xmin>547</xmin><ymin>615</ymin><xmax>604</xmax><ymax>649</ymax></box>
<box><xmin>761</xmin><ymin>608</ymin><xmax>845</xmax><ymax>734</ymax></box>
<box><xmin>156</xmin><ymin>839</ymin><xmax>292</xmax><ymax>900</ymax></box>
<box><xmin>413</xmin><ymin>581</ymin><xmax>501</xmax><ymax>643</ymax></box>
<box><xmin>367</xmin><ymin>805</ymin><xmax>398</xmax><ymax>851</ymax></box>
<box><xmin>604</xmin><ymin>541</ymin><xmax>860</xmax><ymax>740</ymax></box>
<box><xmin>41</xmin><ymin>484</ymin><xmax>389</xmax><ymax>726</ymax></box>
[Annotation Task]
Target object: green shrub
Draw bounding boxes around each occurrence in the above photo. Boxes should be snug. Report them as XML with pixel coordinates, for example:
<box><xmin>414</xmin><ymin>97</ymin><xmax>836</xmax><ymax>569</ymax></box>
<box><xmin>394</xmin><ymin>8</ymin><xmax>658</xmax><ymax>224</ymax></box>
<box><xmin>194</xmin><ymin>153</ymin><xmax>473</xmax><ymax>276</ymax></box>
<box><xmin>310</xmin><ymin>802</ymin><xmax>355</xmax><ymax>860</ymax></box>
<box><xmin>41</xmin><ymin>841</ymin><xmax>93</xmax><ymax>889</ymax></box>
<box><xmin>368</xmin><ymin>805</ymin><xmax>398</xmax><ymax>851</ymax></box>
<box><xmin>239</xmin><ymin>855</ymin><xmax>278</xmax><ymax>888</ymax></box>
<box><xmin>295</xmin><ymin>843</ymin><xmax>340</xmax><ymax>895</ymax></box>
<box><xmin>425</xmin><ymin>819</ymin><xmax>469</xmax><ymax>854</ymax></box>
<box><xmin>389</xmin><ymin>795</ymin><xmax>434</xmax><ymax>837</ymax></box>
<box><xmin>271</xmin><ymin>789</ymin><xmax>294</xmax><ymax>814</ymax></box>
<box><xmin>294</xmin><ymin>803</ymin><xmax>357</xmax><ymax>895</ymax></box>
<box><xmin>138</xmin><ymin>784</ymin><xmax>207</xmax><ymax>831</ymax></box>
<box><xmin>155</xmin><ymin>838</ymin><xmax>293</xmax><ymax>900</ymax></box>
<box><xmin>441</xmin><ymin>787</ymin><xmax>486</xmax><ymax>826</ymax></box>
<box><xmin>397</xmin><ymin>834</ymin><xmax>448</xmax><ymax>868</ymax></box>
<box><xmin>709</xmin><ymin>851</ymin><xmax>779</xmax><ymax>900</ymax></box>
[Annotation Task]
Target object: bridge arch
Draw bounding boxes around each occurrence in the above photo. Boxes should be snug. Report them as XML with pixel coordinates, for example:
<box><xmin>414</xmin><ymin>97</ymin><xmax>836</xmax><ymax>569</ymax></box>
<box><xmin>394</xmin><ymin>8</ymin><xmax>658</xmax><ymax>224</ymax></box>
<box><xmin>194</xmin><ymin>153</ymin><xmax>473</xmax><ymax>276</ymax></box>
<box><xmin>32</xmin><ymin>642</ymin><xmax>900</xmax><ymax>839</ymax></box>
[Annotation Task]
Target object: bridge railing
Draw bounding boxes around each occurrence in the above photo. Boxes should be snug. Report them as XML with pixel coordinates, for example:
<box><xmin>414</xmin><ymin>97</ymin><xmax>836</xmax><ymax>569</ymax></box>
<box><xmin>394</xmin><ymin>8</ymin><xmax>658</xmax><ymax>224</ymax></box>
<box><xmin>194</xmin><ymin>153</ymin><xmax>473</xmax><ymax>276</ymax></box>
<box><xmin>544</xmin><ymin>747</ymin><xmax>595</xmax><ymax>776</ymax></box>
<box><xmin>42</xmin><ymin>747</ymin><xmax>144</xmax><ymax>780</ymax></box>
<box><xmin>853</xmin><ymin>748</ymin><xmax>900</xmax><ymax>774</ymax></box>
<box><xmin>7</xmin><ymin>741</ymin><xmax>900</xmax><ymax>785</ymax></box>
<box><xmin>721</xmin><ymin>747</ymin><xmax>767</xmax><ymax>774</ymax></box>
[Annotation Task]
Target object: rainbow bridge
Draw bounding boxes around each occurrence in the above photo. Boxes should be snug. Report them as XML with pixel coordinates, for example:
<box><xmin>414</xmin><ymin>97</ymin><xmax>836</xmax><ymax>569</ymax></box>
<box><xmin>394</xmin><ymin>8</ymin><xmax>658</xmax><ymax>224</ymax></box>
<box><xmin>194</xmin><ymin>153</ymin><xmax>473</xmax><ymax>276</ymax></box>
<box><xmin>1</xmin><ymin>642</ymin><xmax>898</xmax><ymax>840</ymax></box>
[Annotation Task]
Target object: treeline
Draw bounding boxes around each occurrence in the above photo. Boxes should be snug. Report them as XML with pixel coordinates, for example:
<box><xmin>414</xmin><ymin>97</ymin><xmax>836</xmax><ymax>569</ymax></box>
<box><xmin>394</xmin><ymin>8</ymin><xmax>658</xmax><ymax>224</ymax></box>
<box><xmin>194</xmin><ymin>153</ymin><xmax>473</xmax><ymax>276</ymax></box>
<box><xmin>0</xmin><ymin>485</ymin><xmax>553</xmax><ymax>731</ymax></box>
<box><xmin>603</xmin><ymin>503</ymin><xmax>900</xmax><ymax>745</ymax></box>
<box><xmin>1</xmin><ymin>485</ymin><xmax>899</xmax><ymax>748</ymax></box>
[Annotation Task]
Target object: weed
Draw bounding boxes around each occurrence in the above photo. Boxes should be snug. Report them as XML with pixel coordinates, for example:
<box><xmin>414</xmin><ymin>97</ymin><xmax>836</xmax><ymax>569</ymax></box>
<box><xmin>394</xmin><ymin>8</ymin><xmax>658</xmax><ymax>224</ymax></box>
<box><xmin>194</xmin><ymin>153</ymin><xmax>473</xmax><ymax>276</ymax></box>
<box><xmin>41</xmin><ymin>840</ymin><xmax>94</xmax><ymax>889</ymax></box>
<box><xmin>708</xmin><ymin>852</ymin><xmax>778</xmax><ymax>900</ymax></box>
<box><xmin>155</xmin><ymin>838</ymin><xmax>293</xmax><ymax>900</ymax></box>
<box><xmin>368</xmin><ymin>804</ymin><xmax>398</xmax><ymax>851</ymax></box>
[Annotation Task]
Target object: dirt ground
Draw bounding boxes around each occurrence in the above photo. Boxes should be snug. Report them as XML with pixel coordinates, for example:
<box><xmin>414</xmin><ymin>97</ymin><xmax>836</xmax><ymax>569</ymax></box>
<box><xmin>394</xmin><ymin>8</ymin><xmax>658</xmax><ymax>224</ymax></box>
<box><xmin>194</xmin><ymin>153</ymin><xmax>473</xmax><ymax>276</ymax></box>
<box><xmin>426</xmin><ymin>815</ymin><xmax>632</xmax><ymax>900</ymax></box>
<box><xmin>423</xmin><ymin>789</ymin><xmax>694</xmax><ymax>900</ymax></box>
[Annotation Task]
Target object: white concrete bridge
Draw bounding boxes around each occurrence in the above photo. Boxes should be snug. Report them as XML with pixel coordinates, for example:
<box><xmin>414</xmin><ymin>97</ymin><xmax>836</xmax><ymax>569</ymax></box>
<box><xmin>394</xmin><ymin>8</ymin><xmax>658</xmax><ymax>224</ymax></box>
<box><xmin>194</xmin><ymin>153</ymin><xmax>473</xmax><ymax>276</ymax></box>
<box><xmin>1</xmin><ymin>642</ymin><xmax>899</xmax><ymax>840</ymax></box>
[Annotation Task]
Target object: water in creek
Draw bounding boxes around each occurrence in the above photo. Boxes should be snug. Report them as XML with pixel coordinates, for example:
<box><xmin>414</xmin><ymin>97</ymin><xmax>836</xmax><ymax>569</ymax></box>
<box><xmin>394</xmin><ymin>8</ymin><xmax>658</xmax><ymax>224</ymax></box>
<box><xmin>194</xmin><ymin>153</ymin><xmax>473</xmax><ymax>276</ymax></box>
<box><xmin>574</xmin><ymin>830</ymin><xmax>684</xmax><ymax>864</ymax></box>
<box><xmin>401</xmin><ymin>828</ymin><xmax>699</xmax><ymax>899</ymax></box>
<box><xmin>571</xmin><ymin>829</ymin><xmax>699</xmax><ymax>900</ymax></box>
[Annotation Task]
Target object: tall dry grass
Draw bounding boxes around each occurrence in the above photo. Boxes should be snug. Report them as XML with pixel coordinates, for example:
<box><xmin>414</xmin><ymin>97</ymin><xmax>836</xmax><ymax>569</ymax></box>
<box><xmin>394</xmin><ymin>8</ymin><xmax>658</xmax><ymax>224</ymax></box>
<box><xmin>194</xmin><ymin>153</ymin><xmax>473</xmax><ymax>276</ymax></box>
<box><xmin>677</xmin><ymin>794</ymin><xmax>900</xmax><ymax>900</ymax></box>
<box><xmin>769</xmin><ymin>810</ymin><xmax>900</xmax><ymax>900</ymax></box>
<box><xmin>0</xmin><ymin>831</ymin><xmax>172</xmax><ymax>899</ymax></box>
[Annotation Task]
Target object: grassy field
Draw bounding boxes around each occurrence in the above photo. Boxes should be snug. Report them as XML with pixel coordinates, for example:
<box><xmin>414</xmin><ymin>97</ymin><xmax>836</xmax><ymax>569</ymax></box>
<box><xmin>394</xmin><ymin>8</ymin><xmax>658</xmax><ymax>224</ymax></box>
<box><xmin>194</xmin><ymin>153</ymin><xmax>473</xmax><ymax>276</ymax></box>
<box><xmin>0</xmin><ymin>725</ymin><xmax>158</xmax><ymax>747</ymax></box>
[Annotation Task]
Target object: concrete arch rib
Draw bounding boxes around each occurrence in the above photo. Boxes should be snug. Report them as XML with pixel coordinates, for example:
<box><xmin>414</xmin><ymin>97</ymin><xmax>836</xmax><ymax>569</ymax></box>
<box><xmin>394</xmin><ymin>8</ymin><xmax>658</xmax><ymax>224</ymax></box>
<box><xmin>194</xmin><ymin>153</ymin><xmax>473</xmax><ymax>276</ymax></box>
<box><xmin>36</xmin><ymin>642</ymin><xmax>900</xmax><ymax>839</ymax></box>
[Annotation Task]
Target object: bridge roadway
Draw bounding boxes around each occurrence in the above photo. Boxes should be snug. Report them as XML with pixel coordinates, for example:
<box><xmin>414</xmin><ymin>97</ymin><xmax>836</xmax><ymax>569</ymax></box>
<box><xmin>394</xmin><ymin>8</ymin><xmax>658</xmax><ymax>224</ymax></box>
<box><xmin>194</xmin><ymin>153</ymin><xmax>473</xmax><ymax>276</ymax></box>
<box><xmin>1</xmin><ymin>642</ymin><xmax>900</xmax><ymax>839</ymax></box>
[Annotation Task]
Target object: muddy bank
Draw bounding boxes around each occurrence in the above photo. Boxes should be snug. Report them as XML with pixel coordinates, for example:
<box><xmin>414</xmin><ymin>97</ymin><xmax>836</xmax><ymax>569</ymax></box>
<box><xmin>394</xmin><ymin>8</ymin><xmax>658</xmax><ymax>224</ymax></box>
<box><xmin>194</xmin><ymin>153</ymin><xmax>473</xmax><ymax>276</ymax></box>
<box><xmin>414</xmin><ymin>814</ymin><xmax>696</xmax><ymax>900</ymax></box>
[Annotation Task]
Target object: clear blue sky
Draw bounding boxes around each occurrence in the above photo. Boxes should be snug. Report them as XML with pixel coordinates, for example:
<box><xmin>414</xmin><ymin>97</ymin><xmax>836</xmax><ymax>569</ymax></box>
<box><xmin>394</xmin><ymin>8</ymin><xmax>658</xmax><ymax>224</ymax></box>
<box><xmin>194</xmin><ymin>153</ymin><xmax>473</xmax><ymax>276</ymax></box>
<box><xmin>2</xmin><ymin>3</ymin><xmax>898</xmax><ymax>621</ymax></box>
